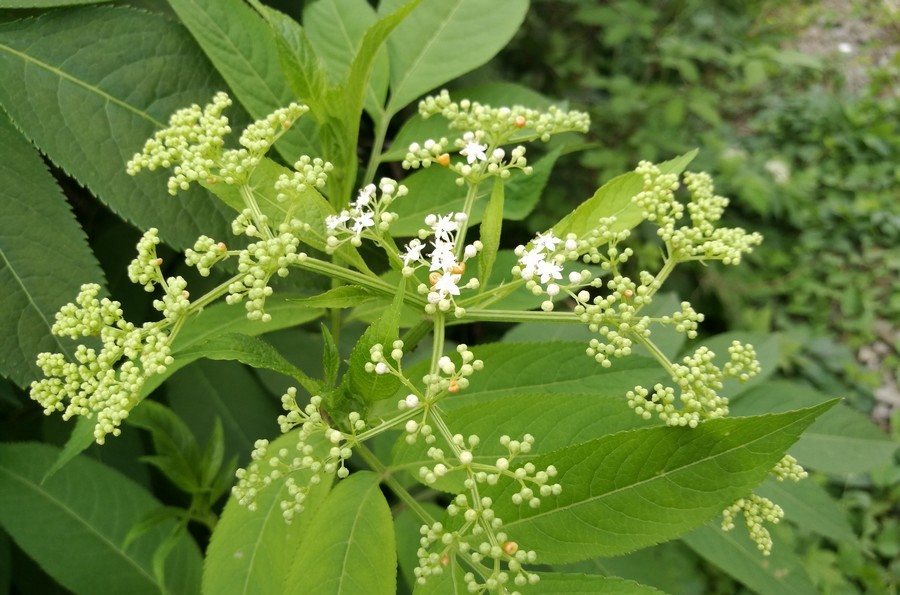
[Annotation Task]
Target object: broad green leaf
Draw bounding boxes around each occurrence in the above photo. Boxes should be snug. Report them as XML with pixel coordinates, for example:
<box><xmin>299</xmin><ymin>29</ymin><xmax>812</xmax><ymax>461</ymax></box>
<box><xmin>348</xmin><ymin>279</ymin><xmax>405</xmax><ymax>403</ymax></box>
<box><xmin>303</xmin><ymin>0</ymin><xmax>390</xmax><ymax>121</ymax></box>
<box><xmin>43</xmin><ymin>297</ymin><xmax>320</xmax><ymax>481</ymax></box>
<box><xmin>521</xmin><ymin>573</ymin><xmax>665</xmax><ymax>594</ymax></box>
<box><xmin>478</xmin><ymin>177</ymin><xmax>504</xmax><ymax>288</ymax></box>
<box><xmin>485</xmin><ymin>401</ymin><xmax>837</xmax><ymax>563</ymax></box>
<box><xmin>292</xmin><ymin>286</ymin><xmax>377</xmax><ymax>309</ymax></box>
<box><xmin>0</xmin><ymin>443</ymin><xmax>202</xmax><ymax>595</ymax></box>
<box><xmin>166</xmin><ymin>0</ymin><xmax>319</xmax><ymax>160</ymax></box>
<box><xmin>0</xmin><ymin>7</ymin><xmax>236</xmax><ymax>250</ymax></box>
<box><xmin>203</xmin><ymin>431</ymin><xmax>334</xmax><ymax>595</ymax></box>
<box><xmin>551</xmin><ymin>150</ymin><xmax>699</xmax><ymax>239</ymax></box>
<box><xmin>447</xmin><ymin>342</ymin><xmax>666</xmax><ymax>402</ymax></box>
<box><xmin>167</xmin><ymin>360</ymin><xmax>281</xmax><ymax>460</ymax></box>
<box><xmin>127</xmin><ymin>400</ymin><xmax>202</xmax><ymax>493</ymax></box>
<box><xmin>383</xmin><ymin>82</ymin><xmax>560</xmax><ymax>162</ymax></box>
<box><xmin>288</xmin><ymin>471</ymin><xmax>396</xmax><ymax>594</ymax></box>
<box><xmin>729</xmin><ymin>381</ymin><xmax>897</xmax><ymax>474</ymax></box>
<box><xmin>0</xmin><ymin>111</ymin><xmax>104</xmax><ymax>388</ymax></box>
<box><xmin>391</xmin><ymin>149</ymin><xmax>561</xmax><ymax>236</ymax></box>
<box><xmin>381</xmin><ymin>0</ymin><xmax>530</xmax><ymax>116</ymax></box>
<box><xmin>756</xmin><ymin>477</ymin><xmax>857</xmax><ymax>544</ymax></box>
<box><xmin>176</xmin><ymin>333</ymin><xmax>322</xmax><ymax>396</ymax></box>
<box><xmin>682</xmin><ymin>522</ymin><xmax>817</xmax><ymax>595</ymax></box>
<box><xmin>391</xmin><ymin>392</ymin><xmax>658</xmax><ymax>492</ymax></box>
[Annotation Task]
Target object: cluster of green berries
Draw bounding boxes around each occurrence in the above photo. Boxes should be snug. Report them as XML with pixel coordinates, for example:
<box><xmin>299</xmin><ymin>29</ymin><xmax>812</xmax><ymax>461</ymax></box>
<box><xmin>721</xmin><ymin>494</ymin><xmax>784</xmax><ymax>556</ymax></box>
<box><xmin>29</xmin><ymin>284</ymin><xmax>174</xmax><ymax>444</ymax></box>
<box><xmin>126</xmin><ymin>92</ymin><xmax>308</xmax><ymax>194</ymax></box>
<box><xmin>421</xmin><ymin>344</ymin><xmax>483</xmax><ymax>399</ymax></box>
<box><xmin>274</xmin><ymin>155</ymin><xmax>333</xmax><ymax>201</ymax></box>
<box><xmin>627</xmin><ymin>342</ymin><xmax>759</xmax><ymax>427</ymax></box>
<box><xmin>418</xmin><ymin>89</ymin><xmax>590</xmax><ymax>143</ymax></box>
<box><xmin>771</xmin><ymin>454</ymin><xmax>808</xmax><ymax>482</ymax></box>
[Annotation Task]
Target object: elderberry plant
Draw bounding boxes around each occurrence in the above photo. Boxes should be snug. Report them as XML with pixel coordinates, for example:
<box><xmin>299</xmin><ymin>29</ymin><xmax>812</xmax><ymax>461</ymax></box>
<box><xmin>4</xmin><ymin>2</ymin><xmax>843</xmax><ymax>594</ymax></box>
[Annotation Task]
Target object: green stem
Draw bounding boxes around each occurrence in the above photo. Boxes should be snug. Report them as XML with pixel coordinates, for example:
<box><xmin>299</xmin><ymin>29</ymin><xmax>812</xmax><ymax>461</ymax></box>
<box><xmin>429</xmin><ymin>313</ymin><xmax>445</xmax><ymax>379</ymax></box>
<box><xmin>459</xmin><ymin>308</ymin><xmax>581</xmax><ymax>324</ymax></box>
<box><xmin>363</xmin><ymin>113</ymin><xmax>390</xmax><ymax>187</ymax></box>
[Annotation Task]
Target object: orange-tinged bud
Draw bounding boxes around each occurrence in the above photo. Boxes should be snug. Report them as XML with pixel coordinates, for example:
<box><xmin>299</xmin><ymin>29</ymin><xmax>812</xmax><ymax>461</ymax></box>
<box><xmin>182</xmin><ymin>290</ymin><xmax>190</xmax><ymax>299</ymax></box>
<box><xmin>206</xmin><ymin>177</ymin><xmax>217</xmax><ymax>185</ymax></box>
<box><xmin>448</xmin><ymin>379</ymin><xmax>460</xmax><ymax>393</ymax></box>
<box><xmin>514</xmin><ymin>115</ymin><xmax>526</xmax><ymax>128</ymax></box>
<box><xmin>440</xmin><ymin>555</ymin><xmax>450</xmax><ymax>567</ymax></box>
<box><xmin>503</xmin><ymin>541</ymin><xmax>519</xmax><ymax>555</ymax></box>
<box><xmin>437</xmin><ymin>153</ymin><xmax>451</xmax><ymax>167</ymax></box>
<box><xmin>429</xmin><ymin>271</ymin><xmax>442</xmax><ymax>286</ymax></box>
<box><xmin>217</xmin><ymin>242</ymin><xmax>227</xmax><ymax>252</ymax></box>
<box><xmin>623</xmin><ymin>289</ymin><xmax>633</xmax><ymax>298</ymax></box>
<box><xmin>452</xmin><ymin>262</ymin><xmax>465</xmax><ymax>275</ymax></box>
<box><xmin>154</xmin><ymin>258</ymin><xmax>163</xmax><ymax>266</ymax></box>
<box><xmin>283</xmin><ymin>119</ymin><xmax>292</xmax><ymax>128</ymax></box>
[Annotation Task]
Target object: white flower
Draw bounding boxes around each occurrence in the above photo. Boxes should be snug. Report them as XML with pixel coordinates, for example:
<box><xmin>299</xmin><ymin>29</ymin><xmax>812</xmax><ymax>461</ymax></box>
<box><xmin>431</xmin><ymin>213</ymin><xmax>458</xmax><ymax>241</ymax></box>
<box><xmin>536</xmin><ymin>259</ymin><xmax>563</xmax><ymax>284</ymax></box>
<box><xmin>402</xmin><ymin>239</ymin><xmax>425</xmax><ymax>266</ymax></box>
<box><xmin>354</xmin><ymin>184</ymin><xmax>376</xmax><ymax>207</ymax></box>
<box><xmin>325</xmin><ymin>211</ymin><xmax>350</xmax><ymax>231</ymax></box>
<box><xmin>533</xmin><ymin>231</ymin><xmax>561</xmax><ymax>252</ymax></box>
<box><xmin>429</xmin><ymin>241</ymin><xmax>457</xmax><ymax>272</ymax></box>
<box><xmin>351</xmin><ymin>211</ymin><xmax>375</xmax><ymax>234</ymax></box>
<box><xmin>433</xmin><ymin>272</ymin><xmax>461</xmax><ymax>297</ymax></box>
<box><xmin>460</xmin><ymin>141</ymin><xmax>487</xmax><ymax>165</ymax></box>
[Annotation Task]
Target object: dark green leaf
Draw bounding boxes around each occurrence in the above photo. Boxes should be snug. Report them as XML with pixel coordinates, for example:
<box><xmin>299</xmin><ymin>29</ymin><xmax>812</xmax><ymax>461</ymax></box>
<box><xmin>0</xmin><ymin>7</ymin><xmax>236</xmax><ymax>249</ymax></box>
<box><xmin>0</xmin><ymin>111</ymin><xmax>104</xmax><ymax>387</ymax></box>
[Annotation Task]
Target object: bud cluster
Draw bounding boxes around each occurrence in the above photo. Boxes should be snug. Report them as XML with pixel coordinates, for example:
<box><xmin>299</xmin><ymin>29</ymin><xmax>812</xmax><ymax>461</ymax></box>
<box><xmin>29</xmin><ymin>283</ymin><xmax>175</xmax><ymax>444</ymax></box>
<box><xmin>722</xmin><ymin>494</ymin><xmax>784</xmax><ymax>556</ymax></box>
<box><xmin>421</xmin><ymin>344</ymin><xmax>483</xmax><ymax>398</ymax></box>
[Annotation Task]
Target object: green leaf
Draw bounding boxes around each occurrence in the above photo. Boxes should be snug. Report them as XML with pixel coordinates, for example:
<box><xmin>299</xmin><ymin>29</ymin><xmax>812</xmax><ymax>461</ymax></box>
<box><xmin>755</xmin><ymin>477</ymin><xmax>857</xmax><ymax>544</ymax></box>
<box><xmin>2</xmin><ymin>0</ymin><xmax>113</xmax><ymax>6</ymax></box>
<box><xmin>292</xmin><ymin>286</ymin><xmax>377</xmax><ymax>309</ymax></box>
<box><xmin>177</xmin><ymin>333</ymin><xmax>322</xmax><ymax>396</ymax></box>
<box><xmin>391</xmin><ymin>392</ymin><xmax>658</xmax><ymax>492</ymax></box>
<box><xmin>551</xmin><ymin>150</ymin><xmax>699</xmax><ymax>240</ymax></box>
<box><xmin>445</xmin><ymin>342</ymin><xmax>666</xmax><ymax>402</ymax></box>
<box><xmin>287</xmin><ymin>471</ymin><xmax>396</xmax><ymax>594</ymax></box>
<box><xmin>127</xmin><ymin>400</ymin><xmax>202</xmax><ymax>493</ymax></box>
<box><xmin>0</xmin><ymin>111</ymin><xmax>104</xmax><ymax>388</ymax></box>
<box><xmin>0</xmin><ymin>442</ymin><xmax>202</xmax><ymax>595</ymax></box>
<box><xmin>303</xmin><ymin>0</ymin><xmax>390</xmax><ymax>121</ymax></box>
<box><xmin>322</xmin><ymin>323</ymin><xmax>341</xmax><ymax>388</ymax></box>
<box><xmin>348</xmin><ymin>280</ymin><xmax>405</xmax><ymax>404</ymax></box>
<box><xmin>485</xmin><ymin>401</ymin><xmax>837</xmax><ymax>563</ymax></box>
<box><xmin>167</xmin><ymin>360</ymin><xmax>281</xmax><ymax>462</ymax></box>
<box><xmin>729</xmin><ymin>381</ymin><xmax>898</xmax><ymax>474</ymax></box>
<box><xmin>0</xmin><ymin>7</ymin><xmax>236</xmax><ymax>250</ymax></box>
<box><xmin>381</xmin><ymin>0</ymin><xmax>530</xmax><ymax>116</ymax></box>
<box><xmin>521</xmin><ymin>572</ymin><xmax>665</xmax><ymax>594</ymax></box>
<box><xmin>166</xmin><ymin>0</ymin><xmax>319</xmax><ymax>161</ymax></box>
<box><xmin>478</xmin><ymin>177</ymin><xmax>505</xmax><ymax>287</ymax></box>
<box><xmin>203</xmin><ymin>431</ymin><xmax>334</xmax><ymax>595</ymax></box>
<box><xmin>682</xmin><ymin>522</ymin><xmax>817</xmax><ymax>595</ymax></box>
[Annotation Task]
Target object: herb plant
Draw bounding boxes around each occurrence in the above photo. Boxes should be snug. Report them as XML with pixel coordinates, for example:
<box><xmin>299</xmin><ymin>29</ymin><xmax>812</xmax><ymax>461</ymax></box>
<box><xmin>0</xmin><ymin>1</ymin><xmax>871</xmax><ymax>594</ymax></box>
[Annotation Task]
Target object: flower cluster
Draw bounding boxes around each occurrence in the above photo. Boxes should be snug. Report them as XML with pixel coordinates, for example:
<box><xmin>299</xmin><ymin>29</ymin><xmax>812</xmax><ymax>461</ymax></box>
<box><xmin>233</xmin><ymin>391</ymin><xmax>364</xmax><ymax>522</ymax></box>
<box><xmin>126</xmin><ymin>92</ymin><xmax>308</xmax><ymax>194</ymax></box>
<box><xmin>403</xmin><ymin>134</ymin><xmax>531</xmax><ymax>184</ymax></box>
<box><xmin>403</xmin><ymin>214</ymin><xmax>482</xmax><ymax>316</ymax></box>
<box><xmin>626</xmin><ymin>342</ymin><xmax>760</xmax><ymax>427</ymax></box>
<box><xmin>29</xmin><ymin>283</ymin><xmax>174</xmax><ymax>444</ymax></box>
<box><xmin>415</xmin><ymin>433</ymin><xmax>559</xmax><ymax>592</ymax></box>
<box><xmin>511</xmin><ymin>230</ymin><xmax>594</xmax><ymax>312</ymax></box>
<box><xmin>722</xmin><ymin>494</ymin><xmax>784</xmax><ymax>556</ymax></box>
<box><xmin>325</xmin><ymin>178</ymin><xmax>406</xmax><ymax>250</ymax></box>
<box><xmin>771</xmin><ymin>454</ymin><xmax>808</xmax><ymax>482</ymax></box>
<box><xmin>418</xmin><ymin>89</ymin><xmax>590</xmax><ymax>144</ymax></box>
<box><xmin>634</xmin><ymin>162</ymin><xmax>763</xmax><ymax>265</ymax></box>
<box><xmin>225</xmin><ymin>219</ymin><xmax>309</xmax><ymax>322</ymax></box>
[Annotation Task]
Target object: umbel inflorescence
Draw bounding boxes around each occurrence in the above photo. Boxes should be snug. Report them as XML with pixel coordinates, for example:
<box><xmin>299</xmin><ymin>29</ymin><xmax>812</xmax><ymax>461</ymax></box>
<box><xmin>30</xmin><ymin>90</ymin><xmax>798</xmax><ymax>592</ymax></box>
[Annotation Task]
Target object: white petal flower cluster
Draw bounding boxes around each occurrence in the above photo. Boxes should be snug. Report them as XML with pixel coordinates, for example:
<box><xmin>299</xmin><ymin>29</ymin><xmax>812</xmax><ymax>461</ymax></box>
<box><xmin>325</xmin><ymin>178</ymin><xmax>407</xmax><ymax>251</ymax></box>
<box><xmin>403</xmin><ymin>213</ymin><xmax>482</xmax><ymax>316</ymax></box>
